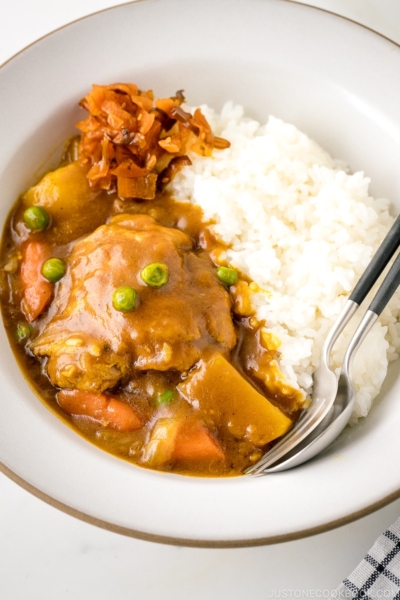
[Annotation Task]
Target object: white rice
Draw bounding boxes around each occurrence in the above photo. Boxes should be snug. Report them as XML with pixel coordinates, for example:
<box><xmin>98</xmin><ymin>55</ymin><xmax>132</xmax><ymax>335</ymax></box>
<box><xmin>170</xmin><ymin>102</ymin><xmax>400</xmax><ymax>424</ymax></box>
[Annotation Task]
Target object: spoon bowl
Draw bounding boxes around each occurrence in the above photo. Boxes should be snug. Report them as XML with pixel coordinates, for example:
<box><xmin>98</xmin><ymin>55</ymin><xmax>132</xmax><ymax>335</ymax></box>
<box><xmin>262</xmin><ymin>374</ymin><xmax>355</xmax><ymax>473</ymax></box>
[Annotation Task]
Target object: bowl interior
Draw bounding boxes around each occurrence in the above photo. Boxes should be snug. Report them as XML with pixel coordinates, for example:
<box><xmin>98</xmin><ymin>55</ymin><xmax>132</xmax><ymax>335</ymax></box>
<box><xmin>1</xmin><ymin>0</ymin><xmax>400</xmax><ymax>545</ymax></box>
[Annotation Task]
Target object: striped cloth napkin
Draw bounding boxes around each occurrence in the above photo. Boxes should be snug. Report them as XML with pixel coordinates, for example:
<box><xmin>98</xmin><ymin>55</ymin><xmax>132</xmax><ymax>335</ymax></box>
<box><xmin>334</xmin><ymin>517</ymin><xmax>400</xmax><ymax>598</ymax></box>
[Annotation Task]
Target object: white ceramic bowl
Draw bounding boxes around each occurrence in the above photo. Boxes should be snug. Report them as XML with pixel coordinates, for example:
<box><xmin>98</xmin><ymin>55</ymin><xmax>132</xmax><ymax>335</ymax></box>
<box><xmin>1</xmin><ymin>0</ymin><xmax>400</xmax><ymax>547</ymax></box>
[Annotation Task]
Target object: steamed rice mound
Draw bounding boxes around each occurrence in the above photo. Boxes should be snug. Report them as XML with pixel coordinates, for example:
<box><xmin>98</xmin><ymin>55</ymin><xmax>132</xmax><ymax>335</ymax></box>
<box><xmin>170</xmin><ymin>102</ymin><xmax>400</xmax><ymax>424</ymax></box>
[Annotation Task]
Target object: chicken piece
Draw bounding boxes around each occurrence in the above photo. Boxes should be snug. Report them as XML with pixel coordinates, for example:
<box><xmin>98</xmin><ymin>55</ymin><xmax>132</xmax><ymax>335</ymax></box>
<box><xmin>31</xmin><ymin>214</ymin><xmax>236</xmax><ymax>392</ymax></box>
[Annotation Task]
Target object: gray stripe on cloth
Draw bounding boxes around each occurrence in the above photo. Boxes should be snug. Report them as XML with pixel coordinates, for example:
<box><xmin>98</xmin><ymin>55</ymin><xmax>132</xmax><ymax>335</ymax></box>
<box><xmin>332</xmin><ymin>517</ymin><xmax>400</xmax><ymax>599</ymax></box>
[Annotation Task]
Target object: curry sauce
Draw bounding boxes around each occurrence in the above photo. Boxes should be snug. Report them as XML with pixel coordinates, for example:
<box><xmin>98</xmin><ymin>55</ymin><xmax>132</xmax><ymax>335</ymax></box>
<box><xmin>1</xmin><ymin>164</ymin><xmax>304</xmax><ymax>476</ymax></box>
<box><xmin>1</xmin><ymin>83</ymin><xmax>305</xmax><ymax>476</ymax></box>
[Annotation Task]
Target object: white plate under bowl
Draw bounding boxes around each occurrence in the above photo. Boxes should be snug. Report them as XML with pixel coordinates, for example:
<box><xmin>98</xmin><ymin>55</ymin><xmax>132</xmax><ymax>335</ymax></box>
<box><xmin>1</xmin><ymin>0</ymin><xmax>400</xmax><ymax>547</ymax></box>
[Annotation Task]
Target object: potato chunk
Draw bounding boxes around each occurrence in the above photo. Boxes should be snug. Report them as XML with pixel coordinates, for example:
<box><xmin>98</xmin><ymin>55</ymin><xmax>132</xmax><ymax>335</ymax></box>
<box><xmin>178</xmin><ymin>354</ymin><xmax>293</xmax><ymax>446</ymax></box>
<box><xmin>22</xmin><ymin>162</ymin><xmax>113</xmax><ymax>243</ymax></box>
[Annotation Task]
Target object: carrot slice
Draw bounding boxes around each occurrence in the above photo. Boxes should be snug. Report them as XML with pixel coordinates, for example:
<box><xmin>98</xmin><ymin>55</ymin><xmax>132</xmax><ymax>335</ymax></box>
<box><xmin>57</xmin><ymin>390</ymin><xmax>142</xmax><ymax>432</ymax></box>
<box><xmin>20</xmin><ymin>241</ymin><xmax>53</xmax><ymax>322</ymax></box>
<box><xmin>173</xmin><ymin>422</ymin><xmax>225</xmax><ymax>463</ymax></box>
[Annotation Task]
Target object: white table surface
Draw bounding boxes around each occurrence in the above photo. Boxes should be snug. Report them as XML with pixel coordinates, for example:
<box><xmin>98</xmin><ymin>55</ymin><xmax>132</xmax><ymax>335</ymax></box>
<box><xmin>1</xmin><ymin>1</ymin><xmax>400</xmax><ymax>597</ymax></box>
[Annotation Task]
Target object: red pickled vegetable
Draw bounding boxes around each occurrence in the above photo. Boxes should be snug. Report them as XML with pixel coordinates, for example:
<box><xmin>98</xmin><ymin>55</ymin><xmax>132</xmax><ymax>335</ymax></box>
<box><xmin>76</xmin><ymin>82</ymin><xmax>230</xmax><ymax>199</ymax></box>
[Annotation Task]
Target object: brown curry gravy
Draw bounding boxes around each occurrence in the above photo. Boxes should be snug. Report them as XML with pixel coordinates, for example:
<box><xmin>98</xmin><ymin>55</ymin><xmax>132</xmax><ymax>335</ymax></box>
<box><xmin>1</xmin><ymin>170</ymin><xmax>304</xmax><ymax>476</ymax></box>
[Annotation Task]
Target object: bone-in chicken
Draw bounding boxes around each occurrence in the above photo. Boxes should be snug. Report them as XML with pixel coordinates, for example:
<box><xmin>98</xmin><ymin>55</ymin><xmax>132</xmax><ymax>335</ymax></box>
<box><xmin>31</xmin><ymin>214</ymin><xmax>236</xmax><ymax>392</ymax></box>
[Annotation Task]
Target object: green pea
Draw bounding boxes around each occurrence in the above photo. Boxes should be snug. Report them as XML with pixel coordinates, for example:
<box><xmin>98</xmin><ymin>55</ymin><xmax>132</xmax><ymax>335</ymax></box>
<box><xmin>41</xmin><ymin>258</ymin><xmax>66</xmax><ymax>282</ymax></box>
<box><xmin>216</xmin><ymin>266</ymin><xmax>238</xmax><ymax>286</ymax></box>
<box><xmin>23</xmin><ymin>206</ymin><xmax>50</xmax><ymax>231</ymax></box>
<box><xmin>156</xmin><ymin>389</ymin><xmax>174</xmax><ymax>406</ymax></box>
<box><xmin>16</xmin><ymin>322</ymin><xmax>32</xmax><ymax>342</ymax></box>
<box><xmin>140</xmin><ymin>262</ymin><xmax>169</xmax><ymax>288</ymax></box>
<box><xmin>112</xmin><ymin>286</ymin><xmax>137</xmax><ymax>311</ymax></box>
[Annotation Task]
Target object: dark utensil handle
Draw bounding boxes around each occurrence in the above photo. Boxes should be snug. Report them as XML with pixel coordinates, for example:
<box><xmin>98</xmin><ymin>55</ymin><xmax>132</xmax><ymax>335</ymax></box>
<box><xmin>349</xmin><ymin>215</ymin><xmax>400</xmax><ymax>306</ymax></box>
<box><xmin>369</xmin><ymin>250</ymin><xmax>400</xmax><ymax>316</ymax></box>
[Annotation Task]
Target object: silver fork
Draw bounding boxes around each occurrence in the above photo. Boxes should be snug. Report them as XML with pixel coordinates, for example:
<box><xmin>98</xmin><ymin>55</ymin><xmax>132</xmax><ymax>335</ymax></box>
<box><xmin>246</xmin><ymin>215</ymin><xmax>400</xmax><ymax>476</ymax></box>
